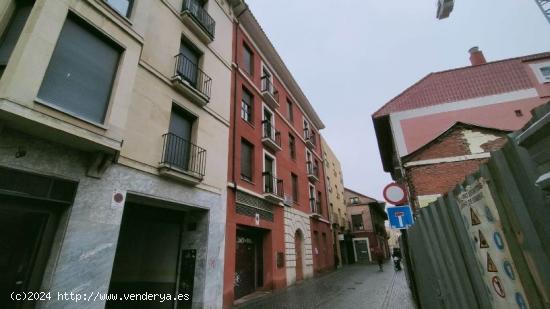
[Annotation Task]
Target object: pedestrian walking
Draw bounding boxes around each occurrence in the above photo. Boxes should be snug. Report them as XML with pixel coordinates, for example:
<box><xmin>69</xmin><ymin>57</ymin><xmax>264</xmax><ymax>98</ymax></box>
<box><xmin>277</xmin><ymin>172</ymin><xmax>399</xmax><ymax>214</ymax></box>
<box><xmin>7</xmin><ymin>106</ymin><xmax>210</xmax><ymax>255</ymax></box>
<box><xmin>376</xmin><ymin>249</ymin><xmax>384</xmax><ymax>271</ymax></box>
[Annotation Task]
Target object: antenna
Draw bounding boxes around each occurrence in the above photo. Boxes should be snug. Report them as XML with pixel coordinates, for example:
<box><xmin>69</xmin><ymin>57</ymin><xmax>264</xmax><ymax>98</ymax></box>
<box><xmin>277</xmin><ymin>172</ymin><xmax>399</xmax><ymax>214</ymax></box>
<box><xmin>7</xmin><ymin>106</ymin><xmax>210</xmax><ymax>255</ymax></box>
<box><xmin>534</xmin><ymin>0</ymin><xmax>550</xmax><ymax>23</ymax></box>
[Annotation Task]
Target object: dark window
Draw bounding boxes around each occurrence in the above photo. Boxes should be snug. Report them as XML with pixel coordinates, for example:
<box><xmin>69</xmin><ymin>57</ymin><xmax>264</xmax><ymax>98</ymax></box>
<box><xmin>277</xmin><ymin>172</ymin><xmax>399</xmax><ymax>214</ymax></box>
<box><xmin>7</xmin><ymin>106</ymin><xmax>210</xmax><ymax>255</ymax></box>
<box><xmin>317</xmin><ymin>191</ymin><xmax>322</xmax><ymax>215</ymax></box>
<box><xmin>352</xmin><ymin>214</ymin><xmax>364</xmax><ymax>231</ymax></box>
<box><xmin>0</xmin><ymin>1</ymin><xmax>34</xmax><ymax>77</ymax></box>
<box><xmin>242</xmin><ymin>43</ymin><xmax>253</xmax><ymax>75</ymax></box>
<box><xmin>288</xmin><ymin>134</ymin><xmax>296</xmax><ymax>159</ymax></box>
<box><xmin>287</xmin><ymin>99</ymin><xmax>294</xmax><ymax>122</ymax></box>
<box><xmin>178</xmin><ymin>40</ymin><xmax>201</xmax><ymax>87</ymax></box>
<box><xmin>241</xmin><ymin>87</ymin><xmax>253</xmax><ymax>123</ymax></box>
<box><xmin>164</xmin><ymin>107</ymin><xmax>196</xmax><ymax>170</ymax></box>
<box><xmin>515</xmin><ymin>109</ymin><xmax>523</xmax><ymax>117</ymax></box>
<box><xmin>291</xmin><ymin>173</ymin><xmax>298</xmax><ymax>203</ymax></box>
<box><xmin>350</xmin><ymin>197</ymin><xmax>359</xmax><ymax>204</ymax></box>
<box><xmin>240</xmin><ymin>139</ymin><xmax>253</xmax><ymax>181</ymax></box>
<box><xmin>541</xmin><ymin>66</ymin><xmax>550</xmax><ymax>80</ymax></box>
<box><xmin>37</xmin><ymin>14</ymin><xmax>121</xmax><ymax>124</ymax></box>
<box><xmin>105</xmin><ymin>0</ymin><xmax>133</xmax><ymax>17</ymax></box>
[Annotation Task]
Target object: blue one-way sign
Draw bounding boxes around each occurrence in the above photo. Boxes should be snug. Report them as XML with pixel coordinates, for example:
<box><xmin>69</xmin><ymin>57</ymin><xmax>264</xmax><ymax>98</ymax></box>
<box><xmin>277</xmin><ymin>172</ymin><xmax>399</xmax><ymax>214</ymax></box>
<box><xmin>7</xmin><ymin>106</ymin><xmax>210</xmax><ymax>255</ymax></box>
<box><xmin>387</xmin><ymin>205</ymin><xmax>414</xmax><ymax>229</ymax></box>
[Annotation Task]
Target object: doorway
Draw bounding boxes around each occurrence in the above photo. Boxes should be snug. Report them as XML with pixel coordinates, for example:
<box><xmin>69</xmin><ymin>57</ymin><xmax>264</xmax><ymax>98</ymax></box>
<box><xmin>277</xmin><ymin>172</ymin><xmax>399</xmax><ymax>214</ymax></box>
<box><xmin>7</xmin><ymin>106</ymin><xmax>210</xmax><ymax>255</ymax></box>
<box><xmin>0</xmin><ymin>199</ymin><xmax>61</xmax><ymax>309</ymax></box>
<box><xmin>353</xmin><ymin>238</ymin><xmax>371</xmax><ymax>263</ymax></box>
<box><xmin>294</xmin><ymin>230</ymin><xmax>304</xmax><ymax>282</ymax></box>
<box><xmin>107</xmin><ymin>203</ymin><xmax>191</xmax><ymax>309</ymax></box>
<box><xmin>234</xmin><ymin>229</ymin><xmax>263</xmax><ymax>300</ymax></box>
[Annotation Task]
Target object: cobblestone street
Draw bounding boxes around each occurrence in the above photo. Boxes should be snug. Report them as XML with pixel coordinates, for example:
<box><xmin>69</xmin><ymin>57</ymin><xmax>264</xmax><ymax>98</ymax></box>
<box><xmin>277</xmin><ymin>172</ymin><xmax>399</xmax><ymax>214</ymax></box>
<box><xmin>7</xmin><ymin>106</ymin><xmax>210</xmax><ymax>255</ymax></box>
<box><xmin>235</xmin><ymin>262</ymin><xmax>416</xmax><ymax>309</ymax></box>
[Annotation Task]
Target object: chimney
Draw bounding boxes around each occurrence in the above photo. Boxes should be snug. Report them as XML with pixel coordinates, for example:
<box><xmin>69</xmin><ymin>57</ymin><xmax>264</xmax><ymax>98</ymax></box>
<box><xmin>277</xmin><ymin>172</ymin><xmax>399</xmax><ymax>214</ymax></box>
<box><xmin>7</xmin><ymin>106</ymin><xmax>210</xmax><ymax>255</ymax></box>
<box><xmin>469</xmin><ymin>46</ymin><xmax>486</xmax><ymax>66</ymax></box>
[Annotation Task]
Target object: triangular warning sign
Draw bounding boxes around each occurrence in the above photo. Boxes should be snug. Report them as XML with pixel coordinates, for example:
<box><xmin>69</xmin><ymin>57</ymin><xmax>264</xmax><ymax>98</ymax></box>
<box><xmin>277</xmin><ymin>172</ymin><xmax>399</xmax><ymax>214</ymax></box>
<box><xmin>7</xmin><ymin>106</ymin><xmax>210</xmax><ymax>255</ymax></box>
<box><xmin>479</xmin><ymin>230</ymin><xmax>489</xmax><ymax>248</ymax></box>
<box><xmin>487</xmin><ymin>253</ymin><xmax>498</xmax><ymax>272</ymax></box>
<box><xmin>471</xmin><ymin>208</ymin><xmax>481</xmax><ymax>226</ymax></box>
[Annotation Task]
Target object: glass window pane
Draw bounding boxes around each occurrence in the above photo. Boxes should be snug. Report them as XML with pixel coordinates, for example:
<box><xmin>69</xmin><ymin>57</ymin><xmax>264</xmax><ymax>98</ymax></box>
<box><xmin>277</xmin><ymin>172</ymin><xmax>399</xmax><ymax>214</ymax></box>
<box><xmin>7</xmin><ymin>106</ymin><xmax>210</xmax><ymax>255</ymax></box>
<box><xmin>0</xmin><ymin>3</ymin><xmax>33</xmax><ymax>65</ymax></box>
<box><xmin>37</xmin><ymin>16</ymin><xmax>121</xmax><ymax>124</ymax></box>
<box><xmin>105</xmin><ymin>0</ymin><xmax>132</xmax><ymax>17</ymax></box>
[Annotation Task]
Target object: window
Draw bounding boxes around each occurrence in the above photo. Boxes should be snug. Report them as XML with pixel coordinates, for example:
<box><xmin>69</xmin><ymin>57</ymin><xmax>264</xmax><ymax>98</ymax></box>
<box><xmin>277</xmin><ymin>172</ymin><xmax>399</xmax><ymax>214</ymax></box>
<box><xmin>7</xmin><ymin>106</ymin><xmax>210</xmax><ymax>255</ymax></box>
<box><xmin>0</xmin><ymin>1</ymin><xmax>34</xmax><ymax>78</ymax></box>
<box><xmin>350</xmin><ymin>197</ymin><xmax>359</xmax><ymax>204</ymax></box>
<box><xmin>289</xmin><ymin>134</ymin><xmax>296</xmax><ymax>159</ymax></box>
<box><xmin>105</xmin><ymin>0</ymin><xmax>133</xmax><ymax>17</ymax></box>
<box><xmin>351</xmin><ymin>214</ymin><xmax>364</xmax><ymax>231</ymax></box>
<box><xmin>317</xmin><ymin>191</ymin><xmax>323</xmax><ymax>215</ymax></box>
<box><xmin>327</xmin><ymin>177</ymin><xmax>332</xmax><ymax>192</ymax></box>
<box><xmin>241</xmin><ymin>87</ymin><xmax>253</xmax><ymax>123</ymax></box>
<box><xmin>303</xmin><ymin>120</ymin><xmax>310</xmax><ymax>139</ymax></box>
<box><xmin>541</xmin><ymin>66</ymin><xmax>550</xmax><ymax>81</ymax></box>
<box><xmin>309</xmin><ymin>185</ymin><xmax>316</xmax><ymax>213</ymax></box>
<box><xmin>164</xmin><ymin>107</ymin><xmax>196</xmax><ymax>170</ymax></box>
<box><xmin>291</xmin><ymin>173</ymin><xmax>299</xmax><ymax>203</ymax></box>
<box><xmin>240</xmin><ymin>139</ymin><xmax>253</xmax><ymax>181</ymax></box>
<box><xmin>287</xmin><ymin>99</ymin><xmax>294</xmax><ymax>123</ymax></box>
<box><xmin>178</xmin><ymin>40</ymin><xmax>202</xmax><ymax>86</ymax></box>
<box><xmin>515</xmin><ymin>109</ymin><xmax>523</xmax><ymax>117</ymax></box>
<box><xmin>242</xmin><ymin>43</ymin><xmax>253</xmax><ymax>75</ymax></box>
<box><xmin>37</xmin><ymin>14</ymin><xmax>122</xmax><ymax>124</ymax></box>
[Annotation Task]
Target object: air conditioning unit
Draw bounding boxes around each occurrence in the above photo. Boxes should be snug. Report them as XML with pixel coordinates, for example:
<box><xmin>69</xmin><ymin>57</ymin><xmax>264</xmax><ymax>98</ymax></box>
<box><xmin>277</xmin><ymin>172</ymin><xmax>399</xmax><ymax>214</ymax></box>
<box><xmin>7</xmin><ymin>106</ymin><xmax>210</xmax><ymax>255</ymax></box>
<box><xmin>436</xmin><ymin>0</ymin><xmax>454</xmax><ymax>19</ymax></box>
<box><xmin>283</xmin><ymin>194</ymin><xmax>293</xmax><ymax>206</ymax></box>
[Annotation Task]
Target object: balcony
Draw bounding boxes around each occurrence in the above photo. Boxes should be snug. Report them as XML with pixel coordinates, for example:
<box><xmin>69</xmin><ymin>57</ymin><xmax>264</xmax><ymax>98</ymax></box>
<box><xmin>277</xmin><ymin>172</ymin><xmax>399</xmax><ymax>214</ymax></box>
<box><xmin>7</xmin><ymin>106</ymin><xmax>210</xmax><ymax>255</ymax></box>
<box><xmin>181</xmin><ymin>0</ymin><xmax>216</xmax><ymax>43</ymax></box>
<box><xmin>261</xmin><ymin>76</ymin><xmax>279</xmax><ymax>108</ymax></box>
<box><xmin>158</xmin><ymin>133</ymin><xmax>206</xmax><ymax>185</ymax></box>
<box><xmin>261</xmin><ymin>120</ymin><xmax>282</xmax><ymax>152</ymax></box>
<box><xmin>304</xmin><ymin>129</ymin><xmax>316</xmax><ymax>149</ymax></box>
<box><xmin>263</xmin><ymin>172</ymin><xmax>284</xmax><ymax>203</ymax></box>
<box><xmin>171</xmin><ymin>53</ymin><xmax>212</xmax><ymax>107</ymax></box>
<box><xmin>306</xmin><ymin>161</ymin><xmax>319</xmax><ymax>183</ymax></box>
<box><xmin>310</xmin><ymin>198</ymin><xmax>322</xmax><ymax>218</ymax></box>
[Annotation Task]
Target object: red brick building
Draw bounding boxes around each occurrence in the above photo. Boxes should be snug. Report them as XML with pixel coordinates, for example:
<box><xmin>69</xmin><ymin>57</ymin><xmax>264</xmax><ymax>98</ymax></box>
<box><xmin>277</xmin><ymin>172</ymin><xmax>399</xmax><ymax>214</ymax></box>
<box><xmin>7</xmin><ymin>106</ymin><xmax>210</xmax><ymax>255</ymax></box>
<box><xmin>402</xmin><ymin>123</ymin><xmax>509</xmax><ymax>210</ymax></box>
<box><xmin>223</xmin><ymin>6</ymin><xmax>333</xmax><ymax>307</ymax></box>
<box><xmin>344</xmin><ymin>188</ymin><xmax>389</xmax><ymax>263</ymax></box>
<box><xmin>373</xmin><ymin>48</ymin><xmax>550</xmax><ymax>212</ymax></box>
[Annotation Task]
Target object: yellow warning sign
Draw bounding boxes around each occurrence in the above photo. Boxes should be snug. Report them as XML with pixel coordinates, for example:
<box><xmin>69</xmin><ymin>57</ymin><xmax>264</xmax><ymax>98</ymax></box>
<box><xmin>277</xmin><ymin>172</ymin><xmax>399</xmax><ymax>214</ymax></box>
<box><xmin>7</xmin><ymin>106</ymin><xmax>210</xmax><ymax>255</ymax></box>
<box><xmin>479</xmin><ymin>230</ymin><xmax>489</xmax><ymax>248</ymax></box>
<box><xmin>487</xmin><ymin>253</ymin><xmax>498</xmax><ymax>272</ymax></box>
<box><xmin>471</xmin><ymin>208</ymin><xmax>481</xmax><ymax>226</ymax></box>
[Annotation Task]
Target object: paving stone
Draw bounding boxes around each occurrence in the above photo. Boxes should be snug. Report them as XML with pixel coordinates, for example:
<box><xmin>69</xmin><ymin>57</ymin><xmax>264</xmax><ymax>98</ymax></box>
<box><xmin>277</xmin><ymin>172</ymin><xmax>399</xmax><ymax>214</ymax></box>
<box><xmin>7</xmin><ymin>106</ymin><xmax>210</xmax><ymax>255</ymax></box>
<box><xmin>235</xmin><ymin>262</ymin><xmax>417</xmax><ymax>309</ymax></box>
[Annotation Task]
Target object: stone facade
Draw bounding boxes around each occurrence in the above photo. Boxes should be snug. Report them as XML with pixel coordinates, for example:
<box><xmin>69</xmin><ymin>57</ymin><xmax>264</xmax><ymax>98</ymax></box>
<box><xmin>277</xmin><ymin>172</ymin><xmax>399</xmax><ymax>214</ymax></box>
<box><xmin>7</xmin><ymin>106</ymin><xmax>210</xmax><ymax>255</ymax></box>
<box><xmin>283</xmin><ymin>208</ymin><xmax>314</xmax><ymax>286</ymax></box>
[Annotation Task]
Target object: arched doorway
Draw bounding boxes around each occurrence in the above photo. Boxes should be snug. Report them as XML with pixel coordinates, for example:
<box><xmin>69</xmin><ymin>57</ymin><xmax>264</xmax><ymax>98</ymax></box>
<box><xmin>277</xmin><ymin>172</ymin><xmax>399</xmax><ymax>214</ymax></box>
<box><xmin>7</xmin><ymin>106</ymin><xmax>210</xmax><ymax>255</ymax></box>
<box><xmin>295</xmin><ymin>229</ymin><xmax>304</xmax><ymax>282</ymax></box>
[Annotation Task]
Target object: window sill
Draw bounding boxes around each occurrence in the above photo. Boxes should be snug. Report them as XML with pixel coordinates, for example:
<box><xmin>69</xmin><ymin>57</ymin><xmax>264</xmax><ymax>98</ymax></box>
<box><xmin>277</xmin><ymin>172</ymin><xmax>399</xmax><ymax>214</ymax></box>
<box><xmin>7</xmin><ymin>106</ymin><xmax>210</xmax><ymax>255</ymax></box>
<box><xmin>34</xmin><ymin>98</ymin><xmax>109</xmax><ymax>131</ymax></box>
<box><xmin>242</xmin><ymin>119</ymin><xmax>255</xmax><ymax>129</ymax></box>
<box><xmin>240</xmin><ymin>176</ymin><xmax>255</xmax><ymax>185</ymax></box>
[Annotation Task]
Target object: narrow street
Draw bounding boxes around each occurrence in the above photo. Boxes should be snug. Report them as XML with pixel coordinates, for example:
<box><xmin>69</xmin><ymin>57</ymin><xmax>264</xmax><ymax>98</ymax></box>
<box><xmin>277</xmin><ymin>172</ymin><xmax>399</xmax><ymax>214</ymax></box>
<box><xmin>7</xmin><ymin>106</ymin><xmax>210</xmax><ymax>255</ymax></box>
<box><xmin>235</xmin><ymin>263</ymin><xmax>416</xmax><ymax>309</ymax></box>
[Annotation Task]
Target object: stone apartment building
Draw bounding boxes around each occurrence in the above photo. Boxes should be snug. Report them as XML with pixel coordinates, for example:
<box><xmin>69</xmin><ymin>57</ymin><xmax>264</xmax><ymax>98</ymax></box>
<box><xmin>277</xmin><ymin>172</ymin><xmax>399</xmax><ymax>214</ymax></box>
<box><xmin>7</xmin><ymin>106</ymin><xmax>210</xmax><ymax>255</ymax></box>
<box><xmin>223</xmin><ymin>4</ymin><xmax>333</xmax><ymax>307</ymax></box>
<box><xmin>0</xmin><ymin>0</ymin><xmax>238</xmax><ymax>308</ymax></box>
<box><xmin>373</xmin><ymin>48</ymin><xmax>550</xmax><ymax>213</ymax></box>
<box><xmin>344</xmin><ymin>188</ymin><xmax>389</xmax><ymax>264</ymax></box>
<box><xmin>320</xmin><ymin>136</ymin><xmax>348</xmax><ymax>268</ymax></box>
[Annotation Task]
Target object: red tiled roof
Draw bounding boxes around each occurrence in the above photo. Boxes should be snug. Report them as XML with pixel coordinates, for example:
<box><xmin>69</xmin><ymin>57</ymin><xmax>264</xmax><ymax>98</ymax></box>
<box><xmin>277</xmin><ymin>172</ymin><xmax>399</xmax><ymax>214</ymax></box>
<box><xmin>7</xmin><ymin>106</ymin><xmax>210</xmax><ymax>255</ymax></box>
<box><xmin>372</xmin><ymin>52</ymin><xmax>550</xmax><ymax>118</ymax></box>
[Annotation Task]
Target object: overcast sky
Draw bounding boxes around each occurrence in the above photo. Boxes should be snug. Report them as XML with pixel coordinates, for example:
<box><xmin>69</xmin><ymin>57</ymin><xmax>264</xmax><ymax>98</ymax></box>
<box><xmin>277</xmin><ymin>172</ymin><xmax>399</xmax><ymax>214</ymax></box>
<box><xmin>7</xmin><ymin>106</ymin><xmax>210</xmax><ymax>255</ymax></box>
<box><xmin>246</xmin><ymin>0</ymin><xmax>550</xmax><ymax>200</ymax></box>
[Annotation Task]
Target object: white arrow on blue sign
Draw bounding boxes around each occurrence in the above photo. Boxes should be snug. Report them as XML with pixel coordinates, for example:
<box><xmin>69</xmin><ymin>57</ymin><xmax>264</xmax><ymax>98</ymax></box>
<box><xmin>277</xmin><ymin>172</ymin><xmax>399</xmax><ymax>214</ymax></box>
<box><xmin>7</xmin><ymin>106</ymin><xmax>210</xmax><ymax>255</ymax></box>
<box><xmin>387</xmin><ymin>205</ymin><xmax>414</xmax><ymax>229</ymax></box>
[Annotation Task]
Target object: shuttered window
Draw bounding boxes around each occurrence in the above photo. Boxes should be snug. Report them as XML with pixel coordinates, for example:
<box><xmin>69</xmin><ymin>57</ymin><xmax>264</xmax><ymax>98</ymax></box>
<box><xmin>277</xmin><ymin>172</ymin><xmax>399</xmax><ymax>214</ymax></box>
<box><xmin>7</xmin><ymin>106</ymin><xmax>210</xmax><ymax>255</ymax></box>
<box><xmin>240</xmin><ymin>139</ymin><xmax>253</xmax><ymax>181</ymax></box>
<box><xmin>37</xmin><ymin>14</ymin><xmax>122</xmax><ymax>124</ymax></box>
<box><xmin>242</xmin><ymin>43</ymin><xmax>253</xmax><ymax>75</ymax></box>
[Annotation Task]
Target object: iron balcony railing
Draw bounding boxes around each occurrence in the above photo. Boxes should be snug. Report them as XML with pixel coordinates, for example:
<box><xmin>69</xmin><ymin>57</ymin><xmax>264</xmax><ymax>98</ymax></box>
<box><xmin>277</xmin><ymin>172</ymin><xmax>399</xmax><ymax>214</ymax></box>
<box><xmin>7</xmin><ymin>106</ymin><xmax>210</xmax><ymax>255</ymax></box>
<box><xmin>306</xmin><ymin>161</ymin><xmax>319</xmax><ymax>178</ymax></box>
<box><xmin>174</xmin><ymin>53</ymin><xmax>212</xmax><ymax>99</ymax></box>
<box><xmin>161</xmin><ymin>132</ymin><xmax>206</xmax><ymax>178</ymax></box>
<box><xmin>304</xmin><ymin>129</ymin><xmax>317</xmax><ymax>147</ymax></box>
<box><xmin>182</xmin><ymin>0</ymin><xmax>216</xmax><ymax>38</ymax></box>
<box><xmin>262</xmin><ymin>120</ymin><xmax>281</xmax><ymax>147</ymax></box>
<box><xmin>309</xmin><ymin>198</ymin><xmax>317</xmax><ymax>213</ymax></box>
<box><xmin>262</xmin><ymin>172</ymin><xmax>283</xmax><ymax>198</ymax></box>
<box><xmin>261</xmin><ymin>76</ymin><xmax>278</xmax><ymax>100</ymax></box>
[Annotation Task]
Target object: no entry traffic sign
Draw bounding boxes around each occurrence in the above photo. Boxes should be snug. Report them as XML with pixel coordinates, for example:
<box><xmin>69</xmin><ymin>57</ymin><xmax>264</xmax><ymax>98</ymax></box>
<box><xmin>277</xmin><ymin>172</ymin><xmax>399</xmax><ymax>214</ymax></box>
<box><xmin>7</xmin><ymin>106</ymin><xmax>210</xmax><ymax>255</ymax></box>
<box><xmin>383</xmin><ymin>182</ymin><xmax>407</xmax><ymax>205</ymax></box>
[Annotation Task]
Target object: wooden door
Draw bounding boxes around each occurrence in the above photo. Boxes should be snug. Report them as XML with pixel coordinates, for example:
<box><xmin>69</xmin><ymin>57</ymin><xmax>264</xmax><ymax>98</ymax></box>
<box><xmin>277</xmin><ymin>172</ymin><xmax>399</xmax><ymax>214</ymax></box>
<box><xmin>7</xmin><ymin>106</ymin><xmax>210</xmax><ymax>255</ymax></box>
<box><xmin>295</xmin><ymin>230</ymin><xmax>303</xmax><ymax>282</ymax></box>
